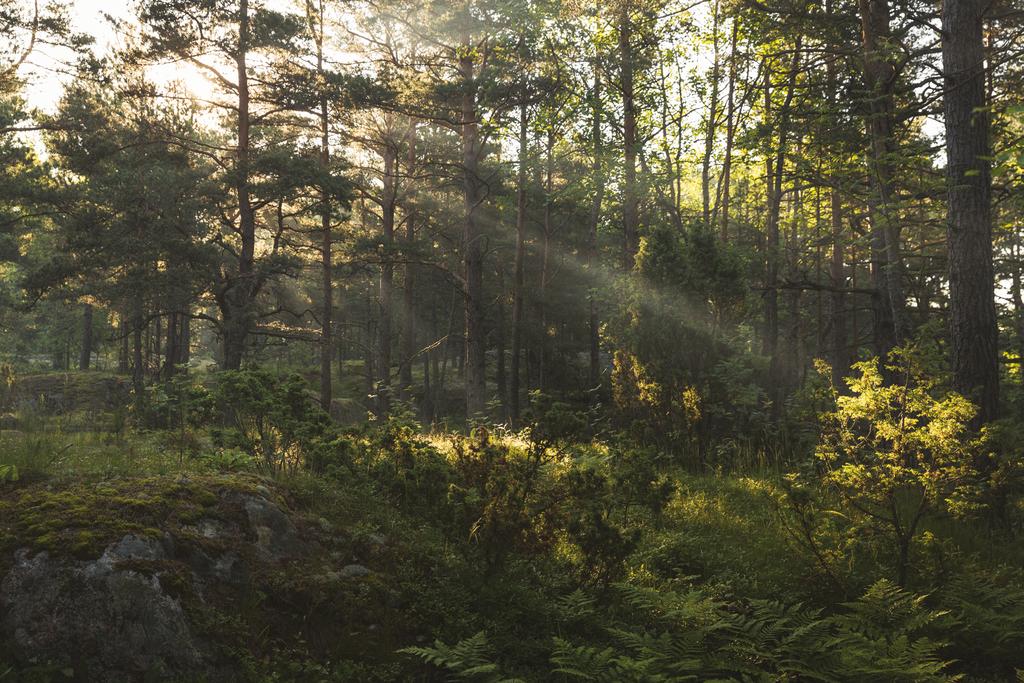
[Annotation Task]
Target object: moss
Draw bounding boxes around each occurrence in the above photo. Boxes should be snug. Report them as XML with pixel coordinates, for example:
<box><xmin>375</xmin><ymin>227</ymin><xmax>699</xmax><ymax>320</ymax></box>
<box><xmin>0</xmin><ymin>470</ymin><xmax>426</xmax><ymax>680</ymax></box>
<box><xmin>0</xmin><ymin>474</ymin><xmax>282</xmax><ymax>570</ymax></box>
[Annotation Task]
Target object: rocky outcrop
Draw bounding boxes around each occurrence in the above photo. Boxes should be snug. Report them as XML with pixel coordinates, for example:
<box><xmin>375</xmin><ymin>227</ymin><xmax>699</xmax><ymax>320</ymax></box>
<box><xmin>1</xmin><ymin>537</ymin><xmax>202</xmax><ymax>682</ymax></box>
<box><xmin>0</xmin><ymin>478</ymin><xmax>386</xmax><ymax>682</ymax></box>
<box><xmin>1</xmin><ymin>372</ymin><xmax>130</xmax><ymax>415</ymax></box>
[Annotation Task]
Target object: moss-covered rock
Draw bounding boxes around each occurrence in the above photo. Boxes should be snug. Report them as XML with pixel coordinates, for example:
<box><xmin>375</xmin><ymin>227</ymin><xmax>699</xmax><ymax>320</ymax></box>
<box><xmin>2</xmin><ymin>372</ymin><xmax>130</xmax><ymax>415</ymax></box>
<box><xmin>0</xmin><ymin>474</ymin><xmax>405</xmax><ymax>682</ymax></box>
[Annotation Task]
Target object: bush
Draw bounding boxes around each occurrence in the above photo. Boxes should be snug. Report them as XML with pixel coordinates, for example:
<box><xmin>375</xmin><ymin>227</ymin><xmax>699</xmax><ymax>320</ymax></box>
<box><xmin>814</xmin><ymin>348</ymin><xmax>981</xmax><ymax>586</ymax></box>
<box><xmin>212</xmin><ymin>369</ymin><xmax>334</xmax><ymax>474</ymax></box>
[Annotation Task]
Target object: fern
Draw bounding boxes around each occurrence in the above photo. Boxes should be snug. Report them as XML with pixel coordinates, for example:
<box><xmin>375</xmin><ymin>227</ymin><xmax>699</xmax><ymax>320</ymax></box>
<box><xmin>554</xmin><ymin>589</ymin><xmax>598</xmax><ymax>625</ymax></box>
<box><xmin>937</xmin><ymin>570</ymin><xmax>1024</xmax><ymax>677</ymax></box>
<box><xmin>549</xmin><ymin>580</ymin><xmax>958</xmax><ymax>682</ymax></box>
<box><xmin>400</xmin><ymin>631</ymin><xmax>525</xmax><ymax>682</ymax></box>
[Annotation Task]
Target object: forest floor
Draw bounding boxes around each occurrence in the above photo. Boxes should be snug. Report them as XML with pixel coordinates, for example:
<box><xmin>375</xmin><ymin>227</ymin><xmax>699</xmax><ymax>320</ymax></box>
<box><xmin>1</xmin><ymin>373</ymin><xmax>1023</xmax><ymax>681</ymax></box>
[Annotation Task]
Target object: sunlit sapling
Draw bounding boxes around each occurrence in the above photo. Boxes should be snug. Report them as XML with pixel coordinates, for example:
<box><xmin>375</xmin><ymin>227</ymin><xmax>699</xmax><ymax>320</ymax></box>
<box><xmin>814</xmin><ymin>349</ymin><xmax>982</xmax><ymax>586</ymax></box>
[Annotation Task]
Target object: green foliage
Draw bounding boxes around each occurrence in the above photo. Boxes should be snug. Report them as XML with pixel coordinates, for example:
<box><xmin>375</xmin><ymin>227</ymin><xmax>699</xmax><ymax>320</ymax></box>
<box><xmin>608</xmin><ymin>222</ymin><xmax>768</xmax><ymax>466</ymax></box>
<box><xmin>212</xmin><ymin>369</ymin><xmax>334</xmax><ymax>473</ymax></box>
<box><xmin>549</xmin><ymin>580</ymin><xmax>954</xmax><ymax>682</ymax></box>
<box><xmin>814</xmin><ymin>348</ymin><xmax>982</xmax><ymax>585</ymax></box>
<box><xmin>934</xmin><ymin>567</ymin><xmax>1024</xmax><ymax>679</ymax></box>
<box><xmin>401</xmin><ymin>632</ymin><xmax>525</xmax><ymax>682</ymax></box>
<box><xmin>140</xmin><ymin>375</ymin><xmax>215</xmax><ymax>432</ymax></box>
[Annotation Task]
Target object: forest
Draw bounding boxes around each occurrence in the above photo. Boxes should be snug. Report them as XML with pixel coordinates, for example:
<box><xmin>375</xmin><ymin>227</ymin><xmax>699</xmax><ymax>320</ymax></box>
<box><xmin>2</xmin><ymin>0</ymin><xmax>1024</xmax><ymax>680</ymax></box>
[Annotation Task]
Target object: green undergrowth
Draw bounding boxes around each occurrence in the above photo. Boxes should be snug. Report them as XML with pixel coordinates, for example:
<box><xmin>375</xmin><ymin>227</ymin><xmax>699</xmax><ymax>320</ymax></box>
<box><xmin>1</xmin><ymin>384</ymin><xmax>1023</xmax><ymax>680</ymax></box>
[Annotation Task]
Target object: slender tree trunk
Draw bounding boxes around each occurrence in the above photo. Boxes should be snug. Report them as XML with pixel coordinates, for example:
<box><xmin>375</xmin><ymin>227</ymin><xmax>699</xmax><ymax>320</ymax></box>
<box><xmin>784</xmin><ymin>182</ymin><xmax>803</xmax><ymax>387</ymax></box>
<box><xmin>223</xmin><ymin>0</ymin><xmax>254</xmax><ymax>370</ymax></box>
<box><xmin>460</xmin><ymin>38</ymin><xmax>486</xmax><ymax>419</ymax></box>
<box><xmin>942</xmin><ymin>0</ymin><xmax>999</xmax><ymax>424</ymax></box>
<box><xmin>180</xmin><ymin>311</ymin><xmax>190</xmax><ymax>365</ymax></box>
<box><xmin>163</xmin><ymin>311</ymin><xmax>179</xmax><ymax>377</ymax></box>
<box><xmin>400</xmin><ymin>125</ymin><xmax>418</xmax><ymax>393</ymax></box>
<box><xmin>830</xmin><ymin>189</ymin><xmax>849</xmax><ymax>386</ymax></box>
<box><xmin>588</xmin><ymin>60</ymin><xmax>605</xmax><ymax>392</ymax></box>
<box><xmin>119</xmin><ymin>312</ymin><xmax>130</xmax><ymax>374</ymax></box>
<box><xmin>1011</xmin><ymin>234</ymin><xmax>1024</xmax><ymax>369</ymax></box>
<box><xmin>79</xmin><ymin>303</ymin><xmax>93</xmax><ymax>371</ymax></box>
<box><xmin>859</xmin><ymin>0</ymin><xmax>907</xmax><ymax>344</ymax></box>
<box><xmin>868</xmin><ymin>194</ymin><xmax>896</xmax><ymax>358</ymax></box>
<box><xmin>496</xmin><ymin>266</ymin><xmax>507</xmax><ymax>418</ymax></box>
<box><xmin>539</xmin><ymin>127</ymin><xmax>553</xmax><ymax>392</ymax></box>
<box><xmin>511</xmin><ymin>97</ymin><xmax>528</xmax><ymax>422</ymax></box>
<box><xmin>701</xmin><ymin>0</ymin><xmax>721</xmax><ymax>227</ymax></box>
<box><xmin>619</xmin><ymin>4</ymin><xmax>639</xmax><ymax>267</ymax></box>
<box><xmin>378</xmin><ymin>143</ymin><xmax>397</xmax><ymax>415</ymax></box>
<box><xmin>132</xmin><ymin>300</ymin><xmax>144</xmax><ymax>401</ymax></box>
<box><xmin>825</xmin><ymin>15</ymin><xmax>849</xmax><ymax>386</ymax></box>
<box><xmin>763</xmin><ymin>43</ymin><xmax>800</xmax><ymax>398</ymax></box>
<box><xmin>315</xmin><ymin>2</ymin><xmax>333</xmax><ymax>410</ymax></box>
<box><xmin>718</xmin><ymin>18</ymin><xmax>739</xmax><ymax>240</ymax></box>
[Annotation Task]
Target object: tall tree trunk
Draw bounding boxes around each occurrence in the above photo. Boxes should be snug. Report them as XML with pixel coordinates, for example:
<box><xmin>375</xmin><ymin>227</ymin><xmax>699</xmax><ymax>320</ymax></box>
<box><xmin>496</xmin><ymin>266</ymin><xmax>508</xmax><ymax>418</ymax></box>
<box><xmin>314</xmin><ymin>2</ymin><xmax>333</xmax><ymax>410</ymax></box>
<box><xmin>153</xmin><ymin>314</ymin><xmax>162</xmax><ymax>374</ymax></box>
<box><xmin>539</xmin><ymin>127</ymin><xmax>553</xmax><ymax>392</ymax></box>
<box><xmin>718</xmin><ymin>18</ymin><xmax>739</xmax><ymax>240</ymax></box>
<box><xmin>163</xmin><ymin>311</ymin><xmax>179</xmax><ymax>377</ymax></box>
<box><xmin>868</xmin><ymin>194</ymin><xmax>896</xmax><ymax>358</ymax></box>
<box><xmin>511</xmin><ymin>97</ymin><xmax>528</xmax><ymax>423</ymax></box>
<box><xmin>460</xmin><ymin>37</ymin><xmax>487</xmax><ymax>419</ymax></box>
<box><xmin>859</xmin><ymin>0</ymin><xmax>907</xmax><ymax>345</ymax></box>
<box><xmin>763</xmin><ymin>42</ymin><xmax>801</xmax><ymax>398</ymax></box>
<box><xmin>619</xmin><ymin>3</ymin><xmax>639</xmax><ymax>268</ymax></box>
<box><xmin>784</xmin><ymin>182</ymin><xmax>803</xmax><ymax>388</ymax></box>
<box><xmin>942</xmin><ymin>0</ymin><xmax>999</xmax><ymax>424</ymax></box>
<box><xmin>223</xmin><ymin>0</ymin><xmax>255</xmax><ymax>370</ymax></box>
<box><xmin>180</xmin><ymin>311</ymin><xmax>190</xmax><ymax>365</ymax></box>
<box><xmin>701</xmin><ymin>0</ymin><xmax>721</xmax><ymax>228</ymax></box>
<box><xmin>830</xmin><ymin>189</ymin><xmax>849</xmax><ymax>386</ymax></box>
<box><xmin>378</xmin><ymin>143</ymin><xmax>397</xmax><ymax>415</ymax></box>
<box><xmin>588</xmin><ymin>59</ymin><xmax>605</xmax><ymax>392</ymax></box>
<box><xmin>132</xmin><ymin>300</ymin><xmax>144</xmax><ymax>401</ymax></box>
<box><xmin>1011</xmin><ymin>233</ymin><xmax>1024</xmax><ymax>369</ymax></box>
<box><xmin>119</xmin><ymin>311</ymin><xmax>130</xmax><ymax>374</ymax></box>
<box><xmin>79</xmin><ymin>303</ymin><xmax>93</xmax><ymax>371</ymax></box>
<box><xmin>400</xmin><ymin>125</ymin><xmax>418</xmax><ymax>393</ymax></box>
<box><xmin>825</xmin><ymin>13</ymin><xmax>849</xmax><ymax>386</ymax></box>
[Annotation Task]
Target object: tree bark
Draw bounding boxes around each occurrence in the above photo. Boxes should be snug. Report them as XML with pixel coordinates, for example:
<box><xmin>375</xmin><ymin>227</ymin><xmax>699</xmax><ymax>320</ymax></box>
<box><xmin>942</xmin><ymin>0</ymin><xmax>999</xmax><ymax>424</ymax></box>
<box><xmin>718</xmin><ymin>18</ymin><xmax>739</xmax><ymax>241</ymax></box>
<box><xmin>701</xmin><ymin>0</ymin><xmax>721</xmax><ymax>228</ymax></box>
<box><xmin>315</xmin><ymin>1</ymin><xmax>333</xmax><ymax>411</ymax></box>
<box><xmin>399</xmin><ymin>125</ymin><xmax>418</xmax><ymax>393</ymax></box>
<box><xmin>511</xmin><ymin>97</ymin><xmax>528</xmax><ymax>423</ymax></box>
<box><xmin>222</xmin><ymin>0</ymin><xmax>255</xmax><ymax>370</ymax></box>
<box><xmin>763</xmin><ymin>42</ymin><xmax>801</xmax><ymax>397</ymax></box>
<box><xmin>539</xmin><ymin>127</ymin><xmax>553</xmax><ymax>391</ymax></box>
<box><xmin>830</xmin><ymin>189</ymin><xmax>849</xmax><ymax>386</ymax></box>
<box><xmin>119</xmin><ymin>312</ymin><xmax>130</xmax><ymax>374</ymax></box>
<box><xmin>460</xmin><ymin>37</ymin><xmax>487</xmax><ymax>419</ymax></box>
<box><xmin>378</xmin><ymin>142</ymin><xmax>397</xmax><ymax>415</ymax></box>
<box><xmin>858</xmin><ymin>0</ymin><xmax>907</xmax><ymax>345</ymax></box>
<box><xmin>79</xmin><ymin>303</ymin><xmax>93</xmax><ymax>371</ymax></box>
<box><xmin>619</xmin><ymin>3</ymin><xmax>639</xmax><ymax>268</ymax></box>
<box><xmin>588</xmin><ymin>59</ymin><xmax>605</xmax><ymax>392</ymax></box>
